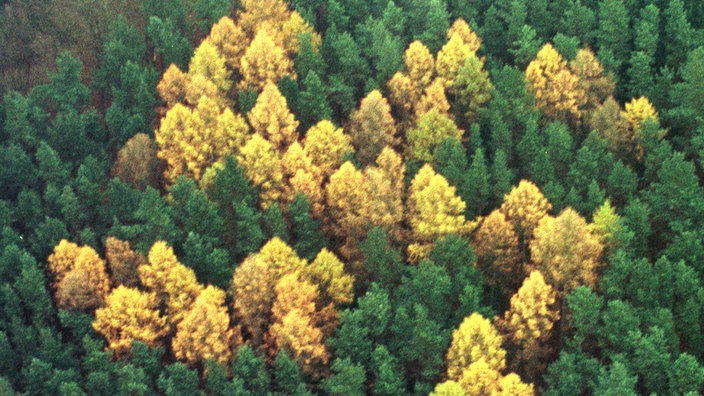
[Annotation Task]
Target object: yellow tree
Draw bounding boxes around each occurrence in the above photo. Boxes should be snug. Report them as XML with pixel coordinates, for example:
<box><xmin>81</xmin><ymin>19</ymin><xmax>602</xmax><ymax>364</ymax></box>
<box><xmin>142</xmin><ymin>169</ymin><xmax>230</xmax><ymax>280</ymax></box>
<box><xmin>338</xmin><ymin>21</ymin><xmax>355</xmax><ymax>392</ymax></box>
<box><xmin>387</xmin><ymin>72</ymin><xmax>417</xmax><ymax>121</ymax></box>
<box><xmin>269</xmin><ymin>274</ymin><xmax>328</xmax><ymax>378</ymax></box>
<box><xmin>430</xmin><ymin>381</ymin><xmax>466</xmax><ymax>396</ymax></box>
<box><xmin>105</xmin><ymin>236</ymin><xmax>145</xmax><ymax>288</ymax></box>
<box><xmin>239</xmin><ymin>27</ymin><xmax>293</xmax><ymax>91</ymax></box>
<box><xmin>588</xmin><ymin>96</ymin><xmax>630</xmax><ymax>155</ymax></box>
<box><xmin>188</xmin><ymin>40</ymin><xmax>231</xmax><ymax>96</ymax></box>
<box><xmin>407</xmin><ymin>164</ymin><xmax>468</xmax><ymax>262</ymax></box>
<box><xmin>92</xmin><ymin>286</ymin><xmax>167</xmax><ymax>355</ymax></box>
<box><xmin>472</xmin><ymin>210</ymin><xmax>522</xmax><ymax>296</ymax></box>
<box><xmin>454</xmin><ymin>51</ymin><xmax>493</xmax><ymax>121</ymax></box>
<box><xmin>569</xmin><ymin>48</ymin><xmax>615</xmax><ymax>112</ymax></box>
<box><xmin>361</xmin><ymin>147</ymin><xmax>406</xmax><ymax>242</ymax></box>
<box><xmin>622</xmin><ymin>97</ymin><xmax>660</xmax><ymax>158</ymax></box>
<box><xmin>280</xmin><ymin>11</ymin><xmax>320</xmax><ymax>55</ymax></box>
<box><xmin>531</xmin><ymin>208</ymin><xmax>603</xmax><ymax>294</ymax></box>
<box><xmin>156</xmin><ymin>95</ymin><xmax>250</xmax><ymax>184</ymax></box>
<box><xmin>303</xmin><ymin>120</ymin><xmax>353</xmax><ymax>179</ymax></box>
<box><xmin>139</xmin><ymin>241</ymin><xmax>203</xmax><ymax>330</ymax></box>
<box><xmin>47</xmin><ymin>239</ymin><xmax>81</xmax><ymax>289</ymax></box>
<box><xmin>237</xmin><ymin>0</ymin><xmax>290</xmax><ymax>40</ymax></box>
<box><xmin>184</xmin><ymin>73</ymin><xmax>221</xmax><ymax>108</ymax></box>
<box><xmin>405</xmin><ymin>108</ymin><xmax>463</xmax><ymax>162</ymax></box>
<box><xmin>237</xmin><ymin>133</ymin><xmax>285</xmax><ymax>208</ymax></box>
<box><xmin>414</xmin><ymin>78</ymin><xmax>451</xmax><ymax>117</ymax></box>
<box><xmin>526</xmin><ymin>43</ymin><xmax>586</xmax><ymax>123</ymax></box>
<box><xmin>55</xmin><ymin>245</ymin><xmax>111</xmax><ymax>311</ymax></box>
<box><xmin>231</xmin><ymin>255</ymin><xmax>275</xmax><ymax>346</ymax></box>
<box><xmin>496</xmin><ymin>374</ymin><xmax>534</xmax><ymax>396</ymax></box>
<box><xmin>204</xmin><ymin>16</ymin><xmax>248</xmax><ymax>72</ymax></box>
<box><xmin>436</xmin><ymin>33</ymin><xmax>473</xmax><ymax>92</ymax></box>
<box><xmin>405</xmin><ymin>40</ymin><xmax>435</xmax><ymax>91</ymax></box>
<box><xmin>456</xmin><ymin>360</ymin><xmax>503</xmax><ymax>395</ymax></box>
<box><xmin>247</xmin><ymin>81</ymin><xmax>299</xmax><ymax>151</ymax></box>
<box><xmin>500</xmin><ymin>180</ymin><xmax>552</xmax><ymax>246</ymax></box>
<box><xmin>325</xmin><ymin>161</ymin><xmax>370</xmax><ymax>262</ymax></box>
<box><xmin>172</xmin><ymin>286</ymin><xmax>241</xmax><ymax>366</ymax></box>
<box><xmin>282</xmin><ymin>141</ymin><xmax>323</xmax><ymax>209</ymax></box>
<box><xmin>257</xmin><ymin>237</ymin><xmax>307</xmax><ymax>280</ymax></box>
<box><xmin>590</xmin><ymin>199</ymin><xmax>624</xmax><ymax>256</ymax></box>
<box><xmin>447</xmin><ymin>18</ymin><xmax>481</xmax><ymax>52</ymax></box>
<box><xmin>111</xmin><ymin>133</ymin><xmax>162</xmax><ymax>191</ymax></box>
<box><xmin>496</xmin><ymin>271</ymin><xmax>559</xmax><ymax>381</ymax></box>
<box><xmin>300</xmin><ymin>248</ymin><xmax>354</xmax><ymax>306</ymax></box>
<box><xmin>157</xmin><ymin>64</ymin><xmax>189</xmax><ymax>108</ymax></box>
<box><xmin>348</xmin><ymin>90</ymin><xmax>398</xmax><ymax>164</ymax></box>
<box><xmin>446</xmin><ymin>312</ymin><xmax>506</xmax><ymax>380</ymax></box>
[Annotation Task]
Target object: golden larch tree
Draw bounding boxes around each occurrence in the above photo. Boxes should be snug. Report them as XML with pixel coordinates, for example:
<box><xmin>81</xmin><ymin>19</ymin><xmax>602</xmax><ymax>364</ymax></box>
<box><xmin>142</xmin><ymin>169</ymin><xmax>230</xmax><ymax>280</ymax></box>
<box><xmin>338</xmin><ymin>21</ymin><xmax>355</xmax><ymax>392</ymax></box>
<box><xmin>280</xmin><ymin>11</ymin><xmax>320</xmax><ymax>55</ymax></box>
<box><xmin>157</xmin><ymin>64</ymin><xmax>189</xmax><ymax>109</ymax></box>
<box><xmin>188</xmin><ymin>40</ymin><xmax>232</xmax><ymax>96</ymax></box>
<box><xmin>500</xmin><ymin>180</ymin><xmax>552</xmax><ymax>244</ymax></box>
<box><xmin>204</xmin><ymin>16</ymin><xmax>248</xmax><ymax>72</ymax></box>
<box><xmin>407</xmin><ymin>163</ymin><xmax>468</xmax><ymax>262</ymax></box>
<box><xmin>454</xmin><ymin>51</ymin><xmax>493</xmax><ymax>121</ymax></box>
<box><xmin>405</xmin><ymin>40</ymin><xmax>436</xmax><ymax>92</ymax></box>
<box><xmin>231</xmin><ymin>255</ymin><xmax>275</xmax><ymax>347</ymax></box>
<box><xmin>92</xmin><ymin>286</ymin><xmax>167</xmax><ymax>355</ymax></box>
<box><xmin>282</xmin><ymin>141</ymin><xmax>324</xmax><ymax>209</ymax></box>
<box><xmin>361</xmin><ymin>147</ymin><xmax>406</xmax><ymax>242</ymax></box>
<box><xmin>248</xmin><ymin>81</ymin><xmax>299</xmax><ymax>151</ymax></box>
<box><xmin>237</xmin><ymin>133</ymin><xmax>285</xmax><ymax>208</ymax></box>
<box><xmin>405</xmin><ymin>108</ymin><xmax>463</xmax><ymax>162</ymax></box>
<box><xmin>55</xmin><ymin>245</ymin><xmax>111</xmax><ymax>311</ymax></box>
<box><xmin>111</xmin><ymin>133</ymin><xmax>162</xmax><ymax>191</ymax></box>
<box><xmin>303</xmin><ymin>120</ymin><xmax>354</xmax><ymax>179</ymax></box>
<box><xmin>105</xmin><ymin>236</ymin><xmax>145</xmax><ymax>288</ymax></box>
<box><xmin>472</xmin><ymin>209</ymin><xmax>522</xmax><ymax>296</ymax></box>
<box><xmin>622</xmin><ymin>96</ymin><xmax>659</xmax><ymax>158</ymax></box>
<box><xmin>239</xmin><ymin>27</ymin><xmax>293</xmax><ymax>91</ymax></box>
<box><xmin>172</xmin><ymin>285</ymin><xmax>241</xmax><ymax>366</ymax></box>
<box><xmin>436</xmin><ymin>33</ymin><xmax>473</xmax><ymax>92</ymax></box>
<box><xmin>347</xmin><ymin>90</ymin><xmax>398</xmax><ymax>164</ymax></box>
<box><xmin>569</xmin><ymin>48</ymin><xmax>615</xmax><ymax>112</ymax></box>
<box><xmin>301</xmin><ymin>248</ymin><xmax>354</xmax><ymax>306</ymax></box>
<box><xmin>155</xmin><ymin>96</ymin><xmax>250</xmax><ymax>184</ymax></box>
<box><xmin>447</xmin><ymin>18</ymin><xmax>482</xmax><ymax>52</ymax></box>
<box><xmin>47</xmin><ymin>239</ymin><xmax>81</xmax><ymax>289</ymax></box>
<box><xmin>256</xmin><ymin>237</ymin><xmax>308</xmax><ymax>280</ymax></box>
<box><xmin>268</xmin><ymin>274</ymin><xmax>328</xmax><ymax>378</ymax></box>
<box><xmin>414</xmin><ymin>78</ymin><xmax>451</xmax><ymax>117</ymax></box>
<box><xmin>495</xmin><ymin>374</ymin><xmax>535</xmax><ymax>396</ymax></box>
<box><xmin>496</xmin><ymin>271</ymin><xmax>559</xmax><ymax>381</ymax></box>
<box><xmin>531</xmin><ymin>208</ymin><xmax>603</xmax><ymax>294</ymax></box>
<box><xmin>139</xmin><ymin>241</ymin><xmax>203</xmax><ymax>330</ymax></box>
<box><xmin>237</xmin><ymin>0</ymin><xmax>291</xmax><ymax>40</ymax></box>
<box><xmin>526</xmin><ymin>43</ymin><xmax>586</xmax><ymax>123</ymax></box>
<box><xmin>387</xmin><ymin>72</ymin><xmax>417</xmax><ymax>121</ymax></box>
<box><xmin>446</xmin><ymin>312</ymin><xmax>507</xmax><ymax>381</ymax></box>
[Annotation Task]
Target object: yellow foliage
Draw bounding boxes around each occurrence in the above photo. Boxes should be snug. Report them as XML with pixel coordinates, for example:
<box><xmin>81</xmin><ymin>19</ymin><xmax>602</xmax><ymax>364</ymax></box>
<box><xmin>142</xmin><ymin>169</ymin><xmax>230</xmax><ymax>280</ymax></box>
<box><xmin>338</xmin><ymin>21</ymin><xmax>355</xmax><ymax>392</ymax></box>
<box><xmin>93</xmin><ymin>286</ymin><xmax>167</xmax><ymax>354</ymax></box>
<box><xmin>415</xmin><ymin>77</ymin><xmax>451</xmax><ymax>117</ymax></box>
<box><xmin>405</xmin><ymin>40</ymin><xmax>435</xmax><ymax>90</ymax></box>
<box><xmin>239</xmin><ymin>27</ymin><xmax>293</xmax><ymax>91</ymax></box>
<box><xmin>282</xmin><ymin>142</ymin><xmax>315</xmax><ymax>179</ymax></box>
<box><xmin>531</xmin><ymin>208</ymin><xmax>603</xmax><ymax>294</ymax></box>
<box><xmin>405</xmin><ymin>108</ymin><xmax>462</xmax><ymax>162</ymax></box>
<box><xmin>348</xmin><ymin>90</ymin><xmax>398</xmax><ymax>164</ymax></box>
<box><xmin>407</xmin><ymin>164</ymin><xmax>468</xmax><ymax>262</ymax></box>
<box><xmin>204</xmin><ymin>16</ymin><xmax>248</xmax><ymax>71</ymax></box>
<box><xmin>387</xmin><ymin>72</ymin><xmax>417</xmax><ymax>120</ymax></box>
<box><xmin>156</xmin><ymin>96</ymin><xmax>250</xmax><ymax>184</ymax></box>
<box><xmin>447</xmin><ymin>19</ymin><xmax>481</xmax><ymax>52</ymax></box>
<box><xmin>325</xmin><ymin>162</ymin><xmax>370</xmax><ymax>261</ymax></box>
<box><xmin>569</xmin><ymin>48</ymin><xmax>615</xmax><ymax>111</ymax></box>
<box><xmin>361</xmin><ymin>147</ymin><xmax>405</xmax><ymax>242</ymax></box>
<box><xmin>189</xmin><ymin>40</ymin><xmax>232</xmax><ymax>95</ymax></box>
<box><xmin>184</xmin><ymin>73</ymin><xmax>221</xmax><ymax>108</ymax></box>
<box><xmin>248</xmin><ymin>81</ymin><xmax>299</xmax><ymax>150</ymax></box>
<box><xmin>231</xmin><ymin>255</ymin><xmax>275</xmax><ymax>346</ymax></box>
<box><xmin>495</xmin><ymin>373</ymin><xmax>535</xmax><ymax>396</ymax></box>
<box><xmin>56</xmin><ymin>245</ymin><xmax>111</xmax><ymax>311</ymax></box>
<box><xmin>282</xmin><ymin>142</ymin><xmax>323</xmax><ymax>207</ymax></box>
<box><xmin>237</xmin><ymin>133</ymin><xmax>285</xmax><ymax>208</ymax></box>
<box><xmin>301</xmin><ymin>249</ymin><xmax>354</xmax><ymax>306</ymax></box>
<box><xmin>139</xmin><ymin>241</ymin><xmax>203</xmax><ymax>329</ymax></box>
<box><xmin>472</xmin><ymin>210</ymin><xmax>522</xmax><ymax>295</ymax></box>
<box><xmin>257</xmin><ymin>237</ymin><xmax>308</xmax><ymax>280</ymax></box>
<box><xmin>281</xmin><ymin>11</ymin><xmax>321</xmax><ymax>54</ymax></box>
<box><xmin>623</xmin><ymin>96</ymin><xmax>659</xmax><ymax>133</ymax></box>
<box><xmin>303</xmin><ymin>120</ymin><xmax>353</xmax><ymax>178</ymax></box>
<box><xmin>157</xmin><ymin>64</ymin><xmax>189</xmax><ymax>108</ymax></box>
<box><xmin>446</xmin><ymin>312</ymin><xmax>506</xmax><ymax>381</ymax></box>
<box><xmin>500</xmin><ymin>180</ymin><xmax>552</xmax><ymax>241</ymax></box>
<box><xmin>430</xmin><ymin>381</ymin><xmax>467</xmax><ymax>396</ymax></box>
<box><xmin>271</xmin><ymin>273</ymin><xmax>318</xmax><ymax>320</ymax></box>
<box><xmin>238</xmin><ymin>0</ymin><xmax>290</xmax><ymax>39</ymax></box>
<box><xmin>526</xmin><ymin>43</ymin><xmax>585</xmax><ymax>122</ymax></box>
<box><xmin>172</xmin><ymin>286</ymin><xmax>241</xmax><ymax>366</ymax></box>
<box><xmin>436</xmin><ymin>34</ymin><xmax>473</xmax><ymax>90</ymax></box>
<box><xmin>457</xmin><ymin>360</ymin><xmax>503</xmax><ymax>395</ymax></box>
<box><xmin>590</xmin><ymin>199</ymin><xmax>623</xmax><ymax>255</ymax></box>
<box><xmin>105</xmin><ymin>237</ymin><xmax>145</xmax><ymax>288</ymax></box>
<box><xmin>47</xmin><ymin>239</ymin><xmax>81</xmax><ymax>288</ymax></box>
<box><xmin>454</xmin><ymin>51</ymin><xmax>493</xmax><ymax>121</ymax></box>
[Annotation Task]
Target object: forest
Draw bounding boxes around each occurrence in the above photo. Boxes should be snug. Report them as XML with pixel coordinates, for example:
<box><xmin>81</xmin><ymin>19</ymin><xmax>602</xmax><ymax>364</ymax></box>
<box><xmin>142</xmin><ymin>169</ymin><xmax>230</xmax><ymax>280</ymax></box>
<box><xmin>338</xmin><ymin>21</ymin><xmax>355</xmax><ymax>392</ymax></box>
<box><xmin>1</xmin><ymin>0</ymin><xmax>704</xmax><ymax>394</ymax></box>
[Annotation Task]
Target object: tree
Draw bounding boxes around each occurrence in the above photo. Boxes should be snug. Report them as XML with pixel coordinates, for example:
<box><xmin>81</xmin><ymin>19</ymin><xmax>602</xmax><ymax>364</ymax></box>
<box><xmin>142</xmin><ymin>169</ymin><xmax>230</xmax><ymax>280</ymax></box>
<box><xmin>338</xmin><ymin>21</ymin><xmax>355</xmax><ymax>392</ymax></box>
<box><xmin>237</xmin><ymin>133</ymin><xmax>285</xmax><ymax>208</ymax></box>
<box><xmin>596</xmin><ymin>0</ymin><xmax>631</xmax><ymax>71</ymax></box>
<box><xmin>472</xmin><ymin>209</ymin><xmax>521</xmax><ymax>296</ymax></box>
<box><xmin>52</xmin><ymin>243</ymin><xmax>110</xmax><ymax>311</ymax></box>
<box><xmin>47</xmin><ymin>239</ymin><xmax>81</xmax><ymax>289</ymax></box>
<box><xmin>569</xmin><ymin>48</ymin><xmax>615</xmax><ymax>113</ymax></box>
<box><xmin>594</xmin><ymin>361</ymin><xmax>638</xmax><ymax>396</ymax></box>
<box><xmin>531</xmin><ymin>208</ymin><xmax>603</xmax><ymax>294</ymax></box>
<box><xmin>301</xmin><ymin>248</ymin><xmax>354</xmax><ymax>306</ymax></box>
<box><xmin>303</xmin><ymin>120</ymin><xmax>353</xmax><ymax>179</ymax></box>
<box><xmin>256</xmin><ymin>237</ymin><xmax>307</xmax><ymax>280</ymax></box>
<box><xmin>325</xmin><ymin>162</ymin><xmax>370</xmax><ymax>262</ymax></box>
<box><xmin>231</xmin><ymin>255</ymin><xmax>274</xmax><ymax>347</ymax></box>
<box><xmin>272</xmin><ymin>350</ymin><xmax>311</xmax><ymax>395</ymax></box>
<box><xmin>321</xmin><ymin>358</ymin><xmax>366</xmax><ymax>396</ymax></box>
<box><xmin>247</xmin><ymin>81</ymin><xmax>299</xmax><ymax>151</ymax></box>
<box><xmin>139</xmin><ymin>241</ymin><xmax>203</xmax><ymax>329</ymax></box>
<box><xmin>188</xmin><ymin>40</ymin><xmax>231</xmax><ymax>97</ymax></box>
<box><xmin>525</xmin><ymin>43</ymin><xmax>585</xmax><ymax>123</ymax></box>
<box><xmin>497</xmin><ymin>271</ymin><xmax>559</xmax><ymax>381</ymax></box>
<box><xmin>203</xmin><ymin>16</ymin><xmax>248</xmax><ymax>72</ymax></box>
<box><xmin>172</xmin><ymin>286</ymin><xmax>241</xmax><ymax>366</ymax></box>
<box><xmin>348</xmin><ymin>90</ymin><xmax>397</xmax><ymax>164</ymax></box>
<box><xmin>297</xmin><ymin>71</ymin><xmax>332</xmax><ymax>131</ymax></box>
<box><xmin>92</xmin><ymin>286</ymin><xmax>167</xmax><ymax>355</ymax></box>
<box><xmin>446</xmin><ymin>312</ymin><xmax>506</xmax><ymax>380</ymax></box>
<box><xmin>465</xmin><ymin>147</ymin><xmax>490</xmax><ymax>218</ymax></box>
<box><xmin>453</xmin><ymin>52</ymin><xmax>493</xmax><ymax>122</ymax></box>
<box><xmin>111</xmin><ymin>133</ymin><xmax>162</xmax><ymax>191</ymax></box>
<box><xmin>407</xmin><ymin>164</ymin><xmax>468</xmax><ymax>262</ymax></box>
<box><xmin>239</xmin><ymin>27</ymin><xmax>293</xmax><ymax>91</ymax></box>
<box><xmin>436</xmin><ymin>34</ymin><xmax>473</xmax><ymax>92</ymax></box>
<box><xmin>500</xmin><ymin>180</ymin><xmax>552</xmax><ymax>246</ymax></box>
<box><xmin>155</xmin><ymin>96</ymin><xmax>250</xmax><ymax>184</ymax></box>
<box><xmin>289</xmin><ymin>192</ymin><xmax>326</xmax><ymax>261</ymax></box>
<box><xmin>414</xmin><ymin>78</ymin><xmax>451</xmax><ymax>118</ymax></box>
<box><xmin>405</xmin><ymin>109</ymin><xmax>463</xmax><ymax>162</ymax></box>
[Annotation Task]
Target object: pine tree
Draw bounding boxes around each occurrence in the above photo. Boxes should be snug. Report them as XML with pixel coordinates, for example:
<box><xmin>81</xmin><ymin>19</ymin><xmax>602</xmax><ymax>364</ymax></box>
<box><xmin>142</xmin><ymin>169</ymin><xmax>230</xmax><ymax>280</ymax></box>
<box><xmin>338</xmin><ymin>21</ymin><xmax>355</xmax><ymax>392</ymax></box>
<box><xmin>453</xmin><ymin>52</ymin><xmax>493</xmax><ymax>122</ymax></box>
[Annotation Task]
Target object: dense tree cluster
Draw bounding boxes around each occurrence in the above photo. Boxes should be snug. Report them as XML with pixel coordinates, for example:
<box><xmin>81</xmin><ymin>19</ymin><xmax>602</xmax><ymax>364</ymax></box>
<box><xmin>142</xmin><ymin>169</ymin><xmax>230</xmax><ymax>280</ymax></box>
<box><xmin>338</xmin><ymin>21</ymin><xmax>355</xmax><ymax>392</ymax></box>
<box><xmin>2</xmin><ymin>0</ymin><xmax>704</xmax><ymax>394</ymax></box>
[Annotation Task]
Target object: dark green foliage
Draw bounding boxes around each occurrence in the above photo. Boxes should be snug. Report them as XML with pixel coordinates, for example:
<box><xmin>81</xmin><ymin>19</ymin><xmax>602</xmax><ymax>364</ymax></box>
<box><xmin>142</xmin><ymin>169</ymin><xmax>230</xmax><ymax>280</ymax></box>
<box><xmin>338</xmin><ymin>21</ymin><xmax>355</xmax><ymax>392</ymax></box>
<box><xmin>181</xmin><ymin>232</ymin><xmax>231</xmax><ymax>289</ymax></box>
<box><xmin>465</xmin><ymin>147</ymin><xmax>490</xmax><ymax>218</ymax></box>
<box><xmin>360</xmin><ymin>227</ymin><xmax>404</xmax><ymax>288</ymax></box>
<box><xmin>594</xmin><ymin>361</ymin><xmax>638</xmax><ymax>396</ymax></box>
<box><xmin>205</xmin><ymin>359</ymin><xmax>245</xmax><ymax>396</ymax></box>
<box><xmin>370</xmin><ymin>345</ymin><xmax>405</xmax><ymax>396</ymax></box>
<box><xmin>262</xmin><ymin>203</ymin><xmax>289</xmax><ymax>243</ymax></box>
<box><xmin>232</xmin><ymin>345</ymin><xmax>271</xmax><ymax>395</ymax></box>
<box><xmin>146</xmin><ymin>16</ymin><xmax>192</xmax><ymax>71</ymax></box>
<box><xmin>273</xmin><ymin>350</ymin><xmax>312</xmax><ymax>396</ymax></box>
<box><xmin>157</xmin><ymin>362</ymin><xmax>200</xmax><ymax>396</ymax></box>
<box><xmin>321</xmin><ymin>358</ymin><xmax>366</xmax><ymax>396</ymax></box>
<box><xmin>543</xmin><ymin>350</ymin><xmax>602</xmax><ymax>396</ymax></box>
<box><xmin>298</xmin><ymin>72</ymin><xmax>332</xmax><ymax>132</ymax></box>
<box><xmin>290</xmin><ymin>193</ymin><xmax>326</xmax><ymax>261</ymax></box>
